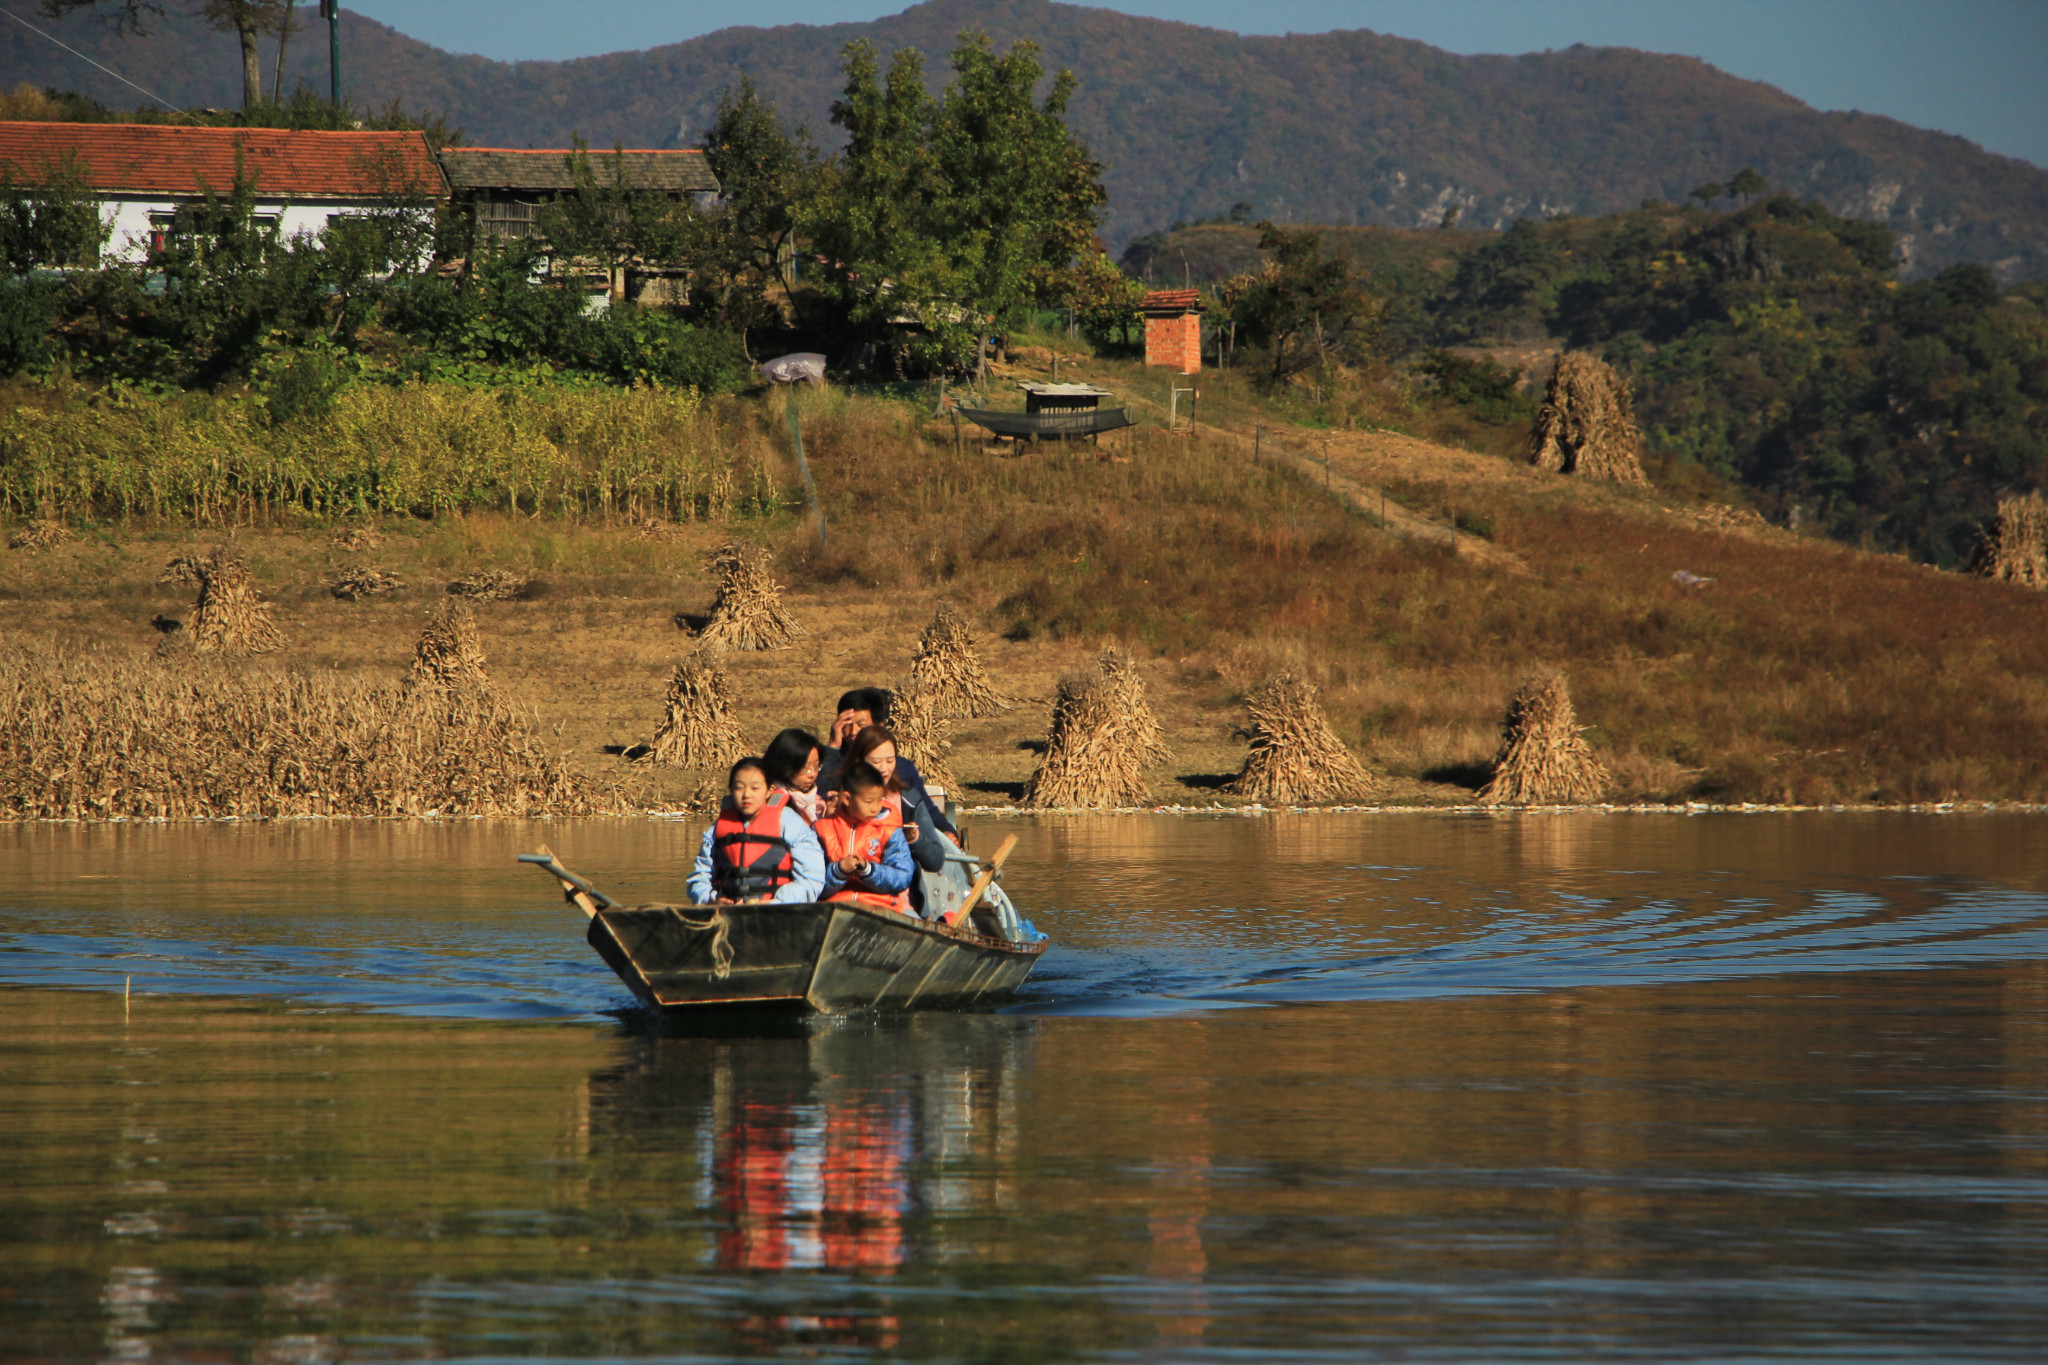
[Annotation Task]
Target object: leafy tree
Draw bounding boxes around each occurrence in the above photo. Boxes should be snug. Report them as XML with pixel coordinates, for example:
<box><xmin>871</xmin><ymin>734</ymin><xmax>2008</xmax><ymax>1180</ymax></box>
<box><xmin>0</xmin><ymin>149</ymin><xmax>112</xmax><ymax>270</ymax></box>
<box><xmin>1065</xmin><ymin>248</ymin><xmax>1146</xmax><ymax>352</ymax></box>
<box><xmin>1727</xmin><ymin>167</ymin><xmax>1768</xmax><ymax>202</ymax></box>
<box><xmin>535</xmin><ymin>139</ymin><xmax>695</xmax><ymax>297</ymax></box>
<box><xmin>1413</xmin><ymin>348</ymin><xmax>1532</xmax><ymax>425</ymax></box>
<box><xmin>808</xmin><ymin>39</ymin><xmax>955</xmax><ymax>365</ymax></box>
<box><xmin>808</xmin><ymin>32</ymin><xmax>1107</xmax><ymax>375</ymax></box>
<box><xmin>930</xmin><ymin>34</ymin><xmax>1107</xmax><ymax>351</ymax></box>
<box><xmin>702</xmin><ymin>78</ymin><xmax>819</xmax><ymax>304</ymax></box>
<box><xmin>1230</xmin><ymin>222</ymin><xmax>1379</xmax><ymax>381</ymax></box>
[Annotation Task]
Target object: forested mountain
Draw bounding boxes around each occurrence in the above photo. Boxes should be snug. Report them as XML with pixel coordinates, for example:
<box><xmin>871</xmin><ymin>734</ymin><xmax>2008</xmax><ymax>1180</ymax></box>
<box><xmin>5</xmin><ymin>0</ymin><xmax>2045</xmax><ymax>280</ymax></box>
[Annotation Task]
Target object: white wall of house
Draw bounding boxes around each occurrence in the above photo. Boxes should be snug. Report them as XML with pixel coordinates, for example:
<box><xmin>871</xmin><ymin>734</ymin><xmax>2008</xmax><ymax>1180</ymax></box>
<box><xmin>97</xmin><ymin>196</ymin><xmax>425</xmax><ymax>263</ymax></box>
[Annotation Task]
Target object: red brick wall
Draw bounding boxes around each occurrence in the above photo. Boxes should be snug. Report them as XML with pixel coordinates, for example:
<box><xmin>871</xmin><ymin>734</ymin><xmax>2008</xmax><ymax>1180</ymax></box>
<box><xmin>1144</xmin><ymin>313</ymin><xmax>1202</xmax><ymax>374</ymax></box>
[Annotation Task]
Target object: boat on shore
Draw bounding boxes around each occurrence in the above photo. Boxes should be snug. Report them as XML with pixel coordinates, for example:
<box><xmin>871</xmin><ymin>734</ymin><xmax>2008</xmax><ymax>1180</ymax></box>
<box><xmin>520</xmin><ymin>840</ymin><xmax>1047</xmax><ymax>1014</ymax></box>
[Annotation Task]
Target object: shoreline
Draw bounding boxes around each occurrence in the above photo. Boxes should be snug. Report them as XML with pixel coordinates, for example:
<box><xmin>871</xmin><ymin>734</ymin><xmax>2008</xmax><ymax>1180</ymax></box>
<box><xmin>6</xmin><ymin>800</ymin><xmax>2046</xmax><ymax>828</ymax></box>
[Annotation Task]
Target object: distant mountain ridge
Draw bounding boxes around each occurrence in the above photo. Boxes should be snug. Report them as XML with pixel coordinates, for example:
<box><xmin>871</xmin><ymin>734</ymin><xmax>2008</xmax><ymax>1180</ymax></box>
<box><xmin>6</xmin><ymin>0</ymin><xmax>2045</xmax><ymax>279</ymax></box>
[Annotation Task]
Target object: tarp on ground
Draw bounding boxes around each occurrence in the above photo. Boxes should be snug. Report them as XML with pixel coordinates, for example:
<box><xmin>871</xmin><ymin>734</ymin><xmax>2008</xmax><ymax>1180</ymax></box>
<box><xmin>758</xmin><ymin>353</ymin><xmax>827</xmax><ymax>385</ymax></box>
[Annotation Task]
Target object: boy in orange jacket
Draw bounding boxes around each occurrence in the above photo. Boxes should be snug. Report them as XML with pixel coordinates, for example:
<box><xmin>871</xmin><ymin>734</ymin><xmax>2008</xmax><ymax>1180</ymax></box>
<box><xmin>814</xmin><ymin>762</ymin><xmax>916</xmax><ymax>913</ymax></box>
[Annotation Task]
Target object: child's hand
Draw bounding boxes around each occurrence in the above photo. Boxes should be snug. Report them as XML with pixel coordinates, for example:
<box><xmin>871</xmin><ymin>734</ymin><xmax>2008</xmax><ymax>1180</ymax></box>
<box><xmin>904</xmin><ymin>824</ymin><xmax>920</xmax><ymax>844</ymax></box>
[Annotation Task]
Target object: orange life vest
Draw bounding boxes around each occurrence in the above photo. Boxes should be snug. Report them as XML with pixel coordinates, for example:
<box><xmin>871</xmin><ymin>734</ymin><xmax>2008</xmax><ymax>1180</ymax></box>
<box><xmin>711</xmin><ymin>792</ymin><xmax>795</xmax><ymax>901</ymax></box>
<box><xmin>815</xmin><ymin>805</ymin><xmax>911</xmax><ymax>913</ymax></box>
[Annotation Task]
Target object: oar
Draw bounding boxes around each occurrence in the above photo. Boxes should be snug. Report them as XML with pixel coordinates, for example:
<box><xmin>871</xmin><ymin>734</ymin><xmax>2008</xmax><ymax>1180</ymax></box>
<box><xmin>518</xmin><ymin>846</ymin><xmax>614</xmax><ymax>920</ymax></box>
<box><xmin>943</xmin><ymin>834</ymin><xmax>1018</xmax><ymax>928</ymax></box>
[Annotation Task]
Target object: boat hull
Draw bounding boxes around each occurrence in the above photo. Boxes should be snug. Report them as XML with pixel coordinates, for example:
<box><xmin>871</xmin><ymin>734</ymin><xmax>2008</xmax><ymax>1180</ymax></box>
<box><xmin>587</xmin><ymin>900</ymin><xmax>1045</xmax><ymax>1013</ymax></box>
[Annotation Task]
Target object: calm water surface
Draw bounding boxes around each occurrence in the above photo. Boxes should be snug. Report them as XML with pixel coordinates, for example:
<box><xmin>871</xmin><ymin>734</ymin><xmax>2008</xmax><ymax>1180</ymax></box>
<box><xmin>2</xmin><ymin>812</ymin><xmax>2046</xmax><ymax>1361</ymax></box>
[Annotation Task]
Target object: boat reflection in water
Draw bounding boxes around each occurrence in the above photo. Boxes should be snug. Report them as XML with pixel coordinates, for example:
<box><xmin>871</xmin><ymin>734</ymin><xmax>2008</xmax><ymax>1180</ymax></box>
<box><xmin>584</xmin><ymin>1013</ymin><xmax>1035</xmax><ymax>1343</ymax></box>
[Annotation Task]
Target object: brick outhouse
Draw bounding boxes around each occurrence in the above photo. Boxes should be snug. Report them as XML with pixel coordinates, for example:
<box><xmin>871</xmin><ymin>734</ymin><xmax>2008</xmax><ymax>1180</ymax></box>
<box><xmin>1140</xmin><ymin>289</ymin><xmax>1203</xmax><ymax>374</ymax></box>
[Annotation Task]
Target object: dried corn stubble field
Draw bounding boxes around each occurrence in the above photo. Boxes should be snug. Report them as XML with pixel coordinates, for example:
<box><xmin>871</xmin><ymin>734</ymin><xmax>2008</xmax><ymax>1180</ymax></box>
<box><xmin>7</xmin><ymin>388</ymin><xmax>2048</xmax><ymax>810</ymax></box>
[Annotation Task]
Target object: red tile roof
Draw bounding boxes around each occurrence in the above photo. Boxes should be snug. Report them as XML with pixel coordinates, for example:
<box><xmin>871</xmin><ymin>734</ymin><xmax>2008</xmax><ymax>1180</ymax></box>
<box><xmin>0</xmin><ymin>122</ymin><xmax>447</xmax><ymax>199</ymax></box>
<box><xmin>1140</xmin><ymin>288</ymin><xmax>1204</xmax><ymax>313</ymax></box>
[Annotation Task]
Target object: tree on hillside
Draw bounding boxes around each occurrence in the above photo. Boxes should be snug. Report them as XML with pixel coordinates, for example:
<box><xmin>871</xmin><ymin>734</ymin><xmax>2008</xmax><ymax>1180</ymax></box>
<box><xmin>1230</xmin><ymin>222</ymin><xmax>1379</xmax><ymax>382</ymax></box>
<box><xmin>1727</xmin><ymin>168</ymin><xmax>1768</xmax><ymax>203</ymax></box>
<box><xmin>806</xmin><ymin>32</ymin><xmax>1107</xmax><ymax>376</ymax></box>
<box><xmin>930</xmin><ymin>34</ymin><xmax>1107</xmax><ymax>353</ymax></box>
<box><xmin>702</xmin><ymin>78</ymin><xmax>820</xmax><ymax>305</ymax></box>
<box><xmin>535</xmin><ymin>140</ymin><xmax>694</xmax><ymax>293</ymax></box>
<box><xmin>1065</xmin><ymin>247</ymin><xmax>1146</xmax><ymax>351</ymax></box>
<box><xmin>42</xmin><ymin>1</ymin><xmax>293</xmax><ymax>112</ymax></box>
<box><xmin>807</xmin><ymin>39</ymin><xmax>953</xmax><ymax>365</ymax></box>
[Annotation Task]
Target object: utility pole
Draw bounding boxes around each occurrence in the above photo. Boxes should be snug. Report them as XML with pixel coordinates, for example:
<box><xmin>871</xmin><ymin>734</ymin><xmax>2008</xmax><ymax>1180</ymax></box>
<box><xmin>320</xmin><ymin>0</ymin><xmax>340</xmax><ymax>108</ymax></box>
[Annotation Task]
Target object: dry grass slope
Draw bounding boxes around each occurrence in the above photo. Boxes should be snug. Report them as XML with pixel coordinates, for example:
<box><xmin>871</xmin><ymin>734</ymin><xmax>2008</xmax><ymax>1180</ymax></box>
<box><xmin>1229</xmin><ymin>671</ymin><xmax>1379</xmax><ymax>803</ymax></box>
<box><xmin>1529</xmin><ymin>353</ymin><xmax>1649</xmax><ymax>487</ymax></box>
<box><xmin>1479</xmin><ymin>669</ymin><xmax>1609</xmax><ymax>805</ymax></box>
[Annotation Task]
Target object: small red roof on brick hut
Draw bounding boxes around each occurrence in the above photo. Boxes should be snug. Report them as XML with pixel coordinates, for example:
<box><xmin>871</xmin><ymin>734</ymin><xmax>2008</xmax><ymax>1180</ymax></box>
<box><xmin>1139</xmin><ymin>288</ymin><xmax>1204</xmax><ymax>315</ymax></box>
<box><xmin>0</xmin><ymin>122</ymin><xmax>447</xmax><ymax>199</ymax></box>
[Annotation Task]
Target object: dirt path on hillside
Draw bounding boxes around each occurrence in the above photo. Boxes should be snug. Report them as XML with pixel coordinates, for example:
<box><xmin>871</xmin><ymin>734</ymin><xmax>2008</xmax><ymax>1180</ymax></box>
<box><xmin>1209</xmin><ymin>422</ymin><xmax>1531</xmax><ymax>572</ymax></box>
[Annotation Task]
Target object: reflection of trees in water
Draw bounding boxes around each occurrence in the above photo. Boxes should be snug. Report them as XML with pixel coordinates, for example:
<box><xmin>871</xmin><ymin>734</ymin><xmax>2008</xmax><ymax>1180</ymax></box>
<box><xmin>585</xmin><ymin>1015</ymin><xmax>1036</xmax><ymax>1281</ymax></box>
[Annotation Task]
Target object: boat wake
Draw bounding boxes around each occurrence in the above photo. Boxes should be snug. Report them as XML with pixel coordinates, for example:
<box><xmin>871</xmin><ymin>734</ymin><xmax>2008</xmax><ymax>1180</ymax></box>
<box><xmin>1019</xmin><ymin>867</ymin><xmax>2048</xmax><ymax>1016</ymax></box>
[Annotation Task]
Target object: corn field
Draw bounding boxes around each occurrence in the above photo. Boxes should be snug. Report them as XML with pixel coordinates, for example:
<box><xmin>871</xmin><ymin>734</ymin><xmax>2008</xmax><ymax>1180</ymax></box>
<box><xmin>0</xmin><ymin>642</ymin><xmax>610</xmax><ymax>820</ymax></box>
<box><xmin>0</xmin><ymin>382</ymin><xmax>777</xmax><ymax>524</ymax></box>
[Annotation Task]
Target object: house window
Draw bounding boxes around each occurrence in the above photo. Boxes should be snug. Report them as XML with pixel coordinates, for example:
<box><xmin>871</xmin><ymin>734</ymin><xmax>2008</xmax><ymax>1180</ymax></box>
<box><xmin>147</xmin><ymin>209</ymin><xmax>279</xmax><ymax>254</ymax></box>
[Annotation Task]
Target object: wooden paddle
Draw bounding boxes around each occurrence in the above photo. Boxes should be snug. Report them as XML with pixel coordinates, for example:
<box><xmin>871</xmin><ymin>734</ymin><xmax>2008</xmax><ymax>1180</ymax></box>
<box><xmin>943</xmin><ymin>834</ymin><xmax>1018</xmax><ymax>929</ymax></box>
<box><xmin>518</xmin><ymin>845</ymin><xmax>613</xmax><ymax>920</ymax></box>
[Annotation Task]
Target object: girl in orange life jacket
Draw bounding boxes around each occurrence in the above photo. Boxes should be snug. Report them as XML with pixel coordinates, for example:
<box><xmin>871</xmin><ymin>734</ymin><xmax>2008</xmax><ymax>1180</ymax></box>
<box><xmin>689</xmin><ymin>758</ymin><xmax>826</xmax><ymax>906</ymax></box>
<box><xmin>815</xmin><ymin>761</ymin><xmax>916</xmax><ymax>914</ymax></box>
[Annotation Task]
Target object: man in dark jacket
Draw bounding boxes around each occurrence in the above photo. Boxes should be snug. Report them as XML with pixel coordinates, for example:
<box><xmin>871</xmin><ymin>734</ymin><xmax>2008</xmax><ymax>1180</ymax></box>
<box><xmin>818</xmin><ymin>686</ymin><xmax>959</xmax><ymax>844</ymax></box>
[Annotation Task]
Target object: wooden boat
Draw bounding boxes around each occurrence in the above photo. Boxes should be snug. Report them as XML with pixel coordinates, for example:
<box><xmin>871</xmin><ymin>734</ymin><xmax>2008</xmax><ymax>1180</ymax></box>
<box><xmin>519</xmin><ymin>840</ymin><xmax>1047</xmax><ymax>1014</ymax></box>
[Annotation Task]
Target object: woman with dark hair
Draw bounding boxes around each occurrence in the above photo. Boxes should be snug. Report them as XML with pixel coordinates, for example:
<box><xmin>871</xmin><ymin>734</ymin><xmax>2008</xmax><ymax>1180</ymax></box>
<box><xmin>840</xmin><ymin>724</ymin><xmax>951</xmax><ymax>873</ymax></box>
<box><xmin>761</xmin><ymin>727</ymin><xmax>825</xmax><ymax>825</ymax></box>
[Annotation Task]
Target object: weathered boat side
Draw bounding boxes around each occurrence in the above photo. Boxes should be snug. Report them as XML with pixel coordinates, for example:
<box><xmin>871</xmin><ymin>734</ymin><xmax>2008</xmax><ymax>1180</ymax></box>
<box><xmin>590</xmin><ymin>900</ymin><xmax>1045</xmax><ymax>1013</ymax></box>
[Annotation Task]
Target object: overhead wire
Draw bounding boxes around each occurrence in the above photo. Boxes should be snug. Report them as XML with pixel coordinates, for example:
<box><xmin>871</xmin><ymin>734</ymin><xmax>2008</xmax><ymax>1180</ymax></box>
<box><xmin>0</xmin><ymin>4</ymin><xmax>191</xmax><ymax>118</ymax></box>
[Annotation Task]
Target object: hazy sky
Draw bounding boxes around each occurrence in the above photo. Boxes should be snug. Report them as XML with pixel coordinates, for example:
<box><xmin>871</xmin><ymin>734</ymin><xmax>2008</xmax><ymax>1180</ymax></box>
<box><xmin>343</xmin><ymin>1</ymin><xmax>2048</xmax><ymax>170</ymax></box>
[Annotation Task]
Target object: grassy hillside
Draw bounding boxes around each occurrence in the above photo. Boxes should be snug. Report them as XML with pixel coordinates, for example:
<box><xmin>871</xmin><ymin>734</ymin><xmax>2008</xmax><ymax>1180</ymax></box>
<box><xmin>6</xmin><ymin>1</ymin><xmax>2046</xmax><ymax>278</ymax></box>
<box><xmin>8</xmin><ymin>358</ymin><xmax>2047</xmax><ymax>813</ymax></box>
<box><xmin>1134</xmin><ymin>199</ymin><xmax>2048</xmax><ymax>566</ymax></box>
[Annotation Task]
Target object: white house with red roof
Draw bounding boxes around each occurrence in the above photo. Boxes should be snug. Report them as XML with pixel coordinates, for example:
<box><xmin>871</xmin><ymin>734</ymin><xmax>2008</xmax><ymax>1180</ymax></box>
<box><xmin>0</xmin><ymin>122</ymin><xmax>448</xmax><ymax>263</ymax></box>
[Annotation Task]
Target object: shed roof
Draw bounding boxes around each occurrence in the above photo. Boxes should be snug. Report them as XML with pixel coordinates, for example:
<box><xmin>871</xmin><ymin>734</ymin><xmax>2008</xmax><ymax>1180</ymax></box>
<box><xmin>0</xmin><ymin>122</ymin><xmax>447</xmax><ymax>199</ymax></box>
<box><xmin>438</xmin><ymin>147</ymin><xmax>719</xmax><ymax>194</ymax></box>
<box><xmin>1139</xmin><ymin>288</ymin><xmax>1204</xmax><ymax>315</ymax></box>
<box><xmin>1018</xmin><ymin>383</ymin><xmax>1113</xmax><ymax>396</ymax></box>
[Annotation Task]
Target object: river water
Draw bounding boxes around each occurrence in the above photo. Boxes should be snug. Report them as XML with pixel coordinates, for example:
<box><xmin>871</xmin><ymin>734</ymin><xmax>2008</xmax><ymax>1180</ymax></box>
<box><xmin>3</xmin><ymin>812</ymin><xmax>2046</xmax><ymax>1361</ymax></box>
